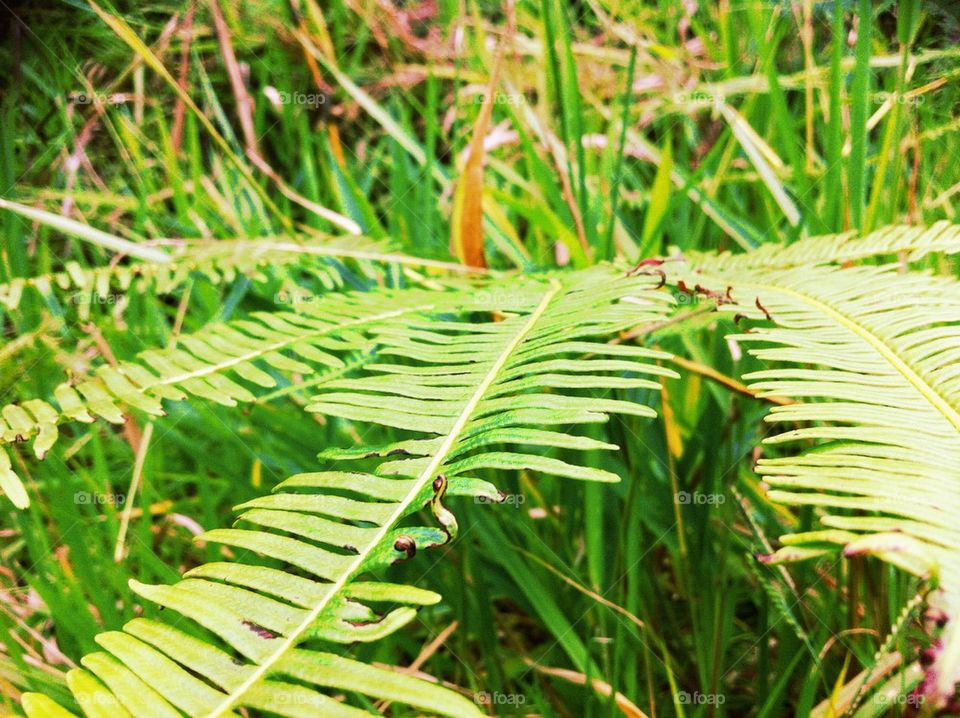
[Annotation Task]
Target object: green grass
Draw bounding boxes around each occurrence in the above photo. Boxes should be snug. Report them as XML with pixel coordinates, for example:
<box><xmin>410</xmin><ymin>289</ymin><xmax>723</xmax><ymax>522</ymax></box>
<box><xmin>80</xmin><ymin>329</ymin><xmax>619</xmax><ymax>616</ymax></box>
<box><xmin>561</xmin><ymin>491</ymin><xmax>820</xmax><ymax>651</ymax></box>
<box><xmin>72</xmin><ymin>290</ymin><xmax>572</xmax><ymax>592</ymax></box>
<box><xmin>1</xmin><ymin>1</ymin><xmax>959</xmax><ymax>716</ymax></box>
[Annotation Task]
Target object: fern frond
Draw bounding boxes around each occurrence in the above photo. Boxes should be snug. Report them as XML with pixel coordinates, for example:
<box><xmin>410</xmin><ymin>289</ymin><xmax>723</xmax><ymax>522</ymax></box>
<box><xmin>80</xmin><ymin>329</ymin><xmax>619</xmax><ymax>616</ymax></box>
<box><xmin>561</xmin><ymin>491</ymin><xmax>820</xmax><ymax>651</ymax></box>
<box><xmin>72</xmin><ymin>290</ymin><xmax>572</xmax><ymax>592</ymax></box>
<box><xmin>0</xmin><ymin>286</ymin><xmax>452</xmax><ymax>508</ymax></box>
<box><xmin>21</xmin><ymin>267</ymin><xmax>674</xmax><ymax>716</ymax></box>
<box><xmin>308</xmin><ymin>267</ymin><xmax>677</xmax><ymax>485</ymax></box>
<box><xmin>688</xmin><ymin>221</ymin><xmax>960</xmax><ymax>272</ymax></box>
<box><xmin>22</xmin><ymin>467</ymin><xmax>486</xmax><ymax>717</ymax></box>
<box><xmin>699</xmin><ymin>261</ymin><xmax>960</xmax><ymax>706</ymax></box>
<box><xmin>0</xmin><ymin>193</ymin><xmax>484</xmax><ymax>312</ymax></box>
<box><xmin>0</xmin><ymin>235</ymin><xmax>473</xmax><ymax>313</ymax></box>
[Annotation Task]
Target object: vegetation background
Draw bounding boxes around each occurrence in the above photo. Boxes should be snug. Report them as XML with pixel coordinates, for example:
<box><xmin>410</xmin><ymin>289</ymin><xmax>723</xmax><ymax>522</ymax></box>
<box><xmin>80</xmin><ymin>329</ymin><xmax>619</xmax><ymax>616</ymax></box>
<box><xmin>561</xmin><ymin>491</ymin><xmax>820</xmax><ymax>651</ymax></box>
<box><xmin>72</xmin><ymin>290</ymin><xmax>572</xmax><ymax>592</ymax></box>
<box><xmin>1</xmin><ymin>0</ymin><xmax>959</xmax><ymax>715</ymax></box>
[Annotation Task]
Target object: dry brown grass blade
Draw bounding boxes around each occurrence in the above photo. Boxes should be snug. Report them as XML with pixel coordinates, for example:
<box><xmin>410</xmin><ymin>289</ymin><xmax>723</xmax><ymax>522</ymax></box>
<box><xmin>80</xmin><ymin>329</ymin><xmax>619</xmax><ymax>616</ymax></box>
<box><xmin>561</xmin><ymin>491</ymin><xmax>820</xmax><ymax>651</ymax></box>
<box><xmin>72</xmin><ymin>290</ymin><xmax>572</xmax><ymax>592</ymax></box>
<box><xmin>87</xmin><ymin>0</ymin><xmax>294</xmax><ymax>231</ymax></box>
<box><xmin>375</xmin><ymin>621</ymin><xmax>460</xmax><ymax>714</ymax></box>
<box><xmin>518</xmin><ymin>548</ymin><xmax>645</xmax><ymax>630</ymax></box>
<box><xmin>449</xmin><ymin>40</ymin><xmax>506</xmax><ymax>268</ymax></box>
<box><xmin>57</xmin><ymin>7</ymin><xmax>182</xmax><ymax>197</ymax></box>
<box><xmin>170</xmin><ymin>4</ymin><xmax>196</xmax><ymax>152</ymax></box>
<box><xmin>524</xmin><ymin>660</ymin><xmax>651</xmax><ymax>718</ymax></box>
<box><xmin>245</xmin><ymin>150</ymin><xmax>361</xmax><ymax>234</ymax></box>
<box><xmin>504</xmin><ymin>75</ymin><xmax>591</xmax><ymax>260</ymax></box>
<box><xmin>291</xmin><ymin>0</ymin><xmax>345</xmax><ymax>166</ymax></box>
<box><xmin>666</xmin><ymin>352</ymin><xmax>795</xmax><ymax>406</ymax></box>
<box><xmin>809</xmin><ymin>651</ymin><xmax>905</xmax><ymax>718</ymax></box>
<box><xmin>208</xmin><ymin>0</ymin><xmax>259</xmax><ymax>157</ymax></box>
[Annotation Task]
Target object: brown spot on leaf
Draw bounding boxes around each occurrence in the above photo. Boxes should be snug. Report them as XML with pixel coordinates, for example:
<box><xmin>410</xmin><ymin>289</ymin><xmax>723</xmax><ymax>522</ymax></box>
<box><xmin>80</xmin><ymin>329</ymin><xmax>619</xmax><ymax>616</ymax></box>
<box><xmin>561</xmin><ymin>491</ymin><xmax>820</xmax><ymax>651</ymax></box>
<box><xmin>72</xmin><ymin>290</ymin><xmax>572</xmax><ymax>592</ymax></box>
<box><xmin>393</xmin><ymin>535</ymin><xmax>416</xmax><ymax>561</ymax></box>
<box><xmin>755</xmin><ymin>297</ymin><xmax>773</xmax><ymax>321</ymax></box>
<box><xmin>242</xmin><ymin>620</ymin><xmax>277</xmax><ymax>640</ymax></box>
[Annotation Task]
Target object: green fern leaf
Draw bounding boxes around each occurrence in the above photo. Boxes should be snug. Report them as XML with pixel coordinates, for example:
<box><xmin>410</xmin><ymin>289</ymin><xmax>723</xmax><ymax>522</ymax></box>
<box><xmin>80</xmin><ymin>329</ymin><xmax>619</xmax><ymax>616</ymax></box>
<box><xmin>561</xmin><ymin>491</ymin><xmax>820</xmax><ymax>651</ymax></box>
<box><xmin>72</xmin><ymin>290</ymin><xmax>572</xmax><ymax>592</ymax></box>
<box><xmin>0</xmin><ymin>192</ymin><xmax>483</xmax><ymax>313</ymax></box>
<box><xmin>21</xmin><ymin>267</ymin><xmax>673</xmax><ymax>716</ymax></box>
<box><xmin>697</xmin><ymin>260</ymin><xmax>960</xmax><ymax>707</ymax></box>
<box><xmin>687</xmin><ymin>221</ymin><xmax>960</xmax><ymax>272</ymax></box>
<box><xmin>307</xmin><ymin>268</ymin><xmax>677</xmax><ymax>486</ymax></box>
<box><xmin>22</xmin><ymin>474</ymin><xmax>485</xmax><ymax>716</ymax></box>
<box><xmin>0</xmin><ymin>234</ymin><xmax>475</xmax><ymax>313</ymax></box>
<box><xmin>0</xmin><ymin>286</ymin><xmax>451</xmax><ymax>508</ymax></box>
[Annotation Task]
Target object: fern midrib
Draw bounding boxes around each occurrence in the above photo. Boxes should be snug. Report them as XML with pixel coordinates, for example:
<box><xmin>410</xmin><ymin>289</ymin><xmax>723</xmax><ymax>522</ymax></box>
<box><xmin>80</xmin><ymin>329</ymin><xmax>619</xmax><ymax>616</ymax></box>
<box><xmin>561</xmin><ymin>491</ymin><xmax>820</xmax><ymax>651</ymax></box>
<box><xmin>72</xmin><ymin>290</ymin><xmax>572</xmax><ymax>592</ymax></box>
<box><xmin>730</xmin><ymin>275</ymin><xmax>960</xmax><ymax>435</ymax></box>
<box><xmin>203</xmin><ymin>278</ymin><xmax>562</xmax><ymax>718</ymax></box>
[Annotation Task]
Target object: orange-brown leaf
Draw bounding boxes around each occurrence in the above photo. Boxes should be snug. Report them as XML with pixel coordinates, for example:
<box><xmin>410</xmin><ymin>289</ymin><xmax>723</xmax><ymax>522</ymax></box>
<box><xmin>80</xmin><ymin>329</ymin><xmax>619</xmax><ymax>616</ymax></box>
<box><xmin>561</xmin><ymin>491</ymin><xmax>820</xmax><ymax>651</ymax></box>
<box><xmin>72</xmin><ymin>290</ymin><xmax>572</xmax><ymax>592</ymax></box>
<box><xmin>450</xmin><ymin>49</ymin><xmax>504</xmax><ymax>268</ymax></box>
